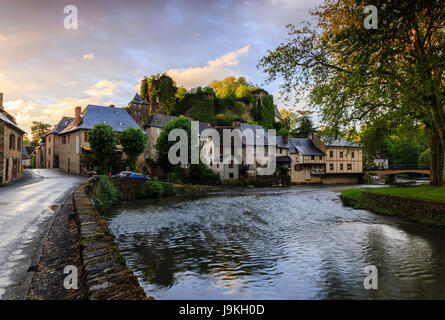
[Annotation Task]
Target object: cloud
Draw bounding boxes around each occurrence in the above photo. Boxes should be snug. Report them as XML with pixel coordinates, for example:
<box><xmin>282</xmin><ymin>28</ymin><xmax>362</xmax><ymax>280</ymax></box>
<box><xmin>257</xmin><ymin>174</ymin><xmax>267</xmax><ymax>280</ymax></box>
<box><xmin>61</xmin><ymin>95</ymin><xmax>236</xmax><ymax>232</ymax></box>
<box><xmin>83</xmin><ymin>53</ymin><xmax>95</xmax><ymax>60</ymax></box>
<box><xmin>83</xmin><ymin>79</ymin><xmax>121</xmax><ymax>97</ymax></box>
<box><xmin>0</xmin><ymin>33</ymin><xmax>7</xmax><ymax>41</ymax></box>
<box><xmin>166</xmin><ymin>45</ymin><xmax>250</xmax><ymax>89</ymax></box>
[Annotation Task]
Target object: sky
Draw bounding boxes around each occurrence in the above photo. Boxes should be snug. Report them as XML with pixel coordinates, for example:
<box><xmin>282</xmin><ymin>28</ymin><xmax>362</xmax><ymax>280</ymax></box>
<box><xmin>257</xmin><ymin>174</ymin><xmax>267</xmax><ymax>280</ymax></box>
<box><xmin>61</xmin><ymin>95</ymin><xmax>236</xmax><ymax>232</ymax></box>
<box><xmin>0</xmin><ymin>0</ymin><xmax>322</xmax><ymax>135</ymax></box>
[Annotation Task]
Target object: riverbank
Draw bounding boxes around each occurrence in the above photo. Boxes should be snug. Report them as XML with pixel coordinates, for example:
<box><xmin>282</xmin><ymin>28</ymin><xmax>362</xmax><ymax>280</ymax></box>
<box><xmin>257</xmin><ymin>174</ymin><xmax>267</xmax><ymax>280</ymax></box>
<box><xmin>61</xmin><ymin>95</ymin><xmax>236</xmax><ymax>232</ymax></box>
<box><xmin>341</xmin><ymin>185</ymin><xmax>445</xmax><ymax>227</ymax></box>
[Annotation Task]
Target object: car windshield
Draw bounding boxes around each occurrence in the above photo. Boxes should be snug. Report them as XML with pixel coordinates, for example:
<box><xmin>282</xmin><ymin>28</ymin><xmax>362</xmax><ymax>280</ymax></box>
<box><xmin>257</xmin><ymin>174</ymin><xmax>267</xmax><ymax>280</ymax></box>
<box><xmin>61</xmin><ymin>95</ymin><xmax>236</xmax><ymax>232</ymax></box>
<box><xmin>133</xmin><ymin>173</ymin><xmax>143</xmax><ymax>176</ymax></box>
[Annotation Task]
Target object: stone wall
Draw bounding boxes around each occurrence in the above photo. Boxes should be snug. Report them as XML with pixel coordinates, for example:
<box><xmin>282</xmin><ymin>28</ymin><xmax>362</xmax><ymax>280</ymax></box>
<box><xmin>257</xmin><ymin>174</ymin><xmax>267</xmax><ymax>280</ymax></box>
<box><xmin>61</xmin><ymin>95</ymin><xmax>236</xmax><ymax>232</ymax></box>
<box><xmin>72</xmin><ymin>187</ymin><xmax>149</xmax><ymax>299</ymax></box>
<box><xmin>361</xmin><ymin>190</ymin><xmax>445</xmax><ymax>225</ymax></box>
<box><xmin>0</xmin><ymin>122</ymin><xmax>23</xmax><ymax>185</ymax></box>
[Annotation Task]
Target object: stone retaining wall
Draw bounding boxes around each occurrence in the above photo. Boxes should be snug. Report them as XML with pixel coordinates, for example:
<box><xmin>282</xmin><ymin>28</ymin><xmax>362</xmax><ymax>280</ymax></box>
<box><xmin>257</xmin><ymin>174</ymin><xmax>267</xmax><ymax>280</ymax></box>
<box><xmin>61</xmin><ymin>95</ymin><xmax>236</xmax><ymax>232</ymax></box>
<box><xmin>72</xmin><ymin>187</ymin><xmax>149</xmax><ymax>300</ymax></box>
<box><xmin>361</xmin><ymin>190</ymin><xmax>445</xmax><ymax>225</ymax></box>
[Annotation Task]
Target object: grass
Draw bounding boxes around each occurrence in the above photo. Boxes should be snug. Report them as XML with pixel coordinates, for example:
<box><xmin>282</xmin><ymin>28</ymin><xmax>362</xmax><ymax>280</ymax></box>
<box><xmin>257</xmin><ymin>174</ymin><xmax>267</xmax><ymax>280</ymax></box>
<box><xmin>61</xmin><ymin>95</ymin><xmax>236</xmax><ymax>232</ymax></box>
<box><xmin>365</xmin><ymin>185</ymin><xmax>445</xmax><ymax>202</ymax></box>
<box><xmin>340</xmin><ymin>185</ymin><xmax>445</xmax><ymax>228</ymax></box>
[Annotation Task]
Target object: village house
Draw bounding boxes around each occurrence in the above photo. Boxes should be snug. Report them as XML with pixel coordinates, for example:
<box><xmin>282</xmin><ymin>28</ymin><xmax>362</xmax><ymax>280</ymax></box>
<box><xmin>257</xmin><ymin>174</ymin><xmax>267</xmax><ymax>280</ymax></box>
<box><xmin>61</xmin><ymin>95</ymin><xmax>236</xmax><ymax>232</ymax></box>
<box><xmin>57</xmin><ymin>105</ymin><xmax>144</xmax><ymax>176</ymax></box>
<box><xmin>143</xmin><ymin>114</ymin><xmax>177</xmax><ymax>161</ymax></box>
<box><xmin>22</xmin><ymin>145</ymin><xmax>33</xmax><ymax>168</ymax></box>
<box><xmin>45</xmin><ymin>117</ymin><xmax>74</xmax><ymax>168</ymax></box>
<box><xmin>0</xmin><ymin>93</ymin><xmax>26</xmax><ymax>186</ymax></box>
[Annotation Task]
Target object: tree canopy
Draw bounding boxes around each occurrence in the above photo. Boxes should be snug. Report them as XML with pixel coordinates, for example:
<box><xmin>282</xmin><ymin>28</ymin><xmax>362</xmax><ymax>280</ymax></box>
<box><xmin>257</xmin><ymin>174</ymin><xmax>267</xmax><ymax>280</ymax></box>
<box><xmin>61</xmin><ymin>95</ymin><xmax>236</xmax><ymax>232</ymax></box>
<box><xmin>88</xmin><ymin>123</ymin><xmax>117</xmax><ymax>174</ymax></box>
<box><xmin>258</xmin><ymin>0</ymin><xmax>445</xmax><ymax>184</ymax></box>
<box><xmin>119</xmin><ymin>127</ymin><xmax>148</xmax><ymax>171</ymax></box>
<box><xmin>30</xmin><ymin>121</ymin><xmax>51</xmax><ymax>145</ymax></box>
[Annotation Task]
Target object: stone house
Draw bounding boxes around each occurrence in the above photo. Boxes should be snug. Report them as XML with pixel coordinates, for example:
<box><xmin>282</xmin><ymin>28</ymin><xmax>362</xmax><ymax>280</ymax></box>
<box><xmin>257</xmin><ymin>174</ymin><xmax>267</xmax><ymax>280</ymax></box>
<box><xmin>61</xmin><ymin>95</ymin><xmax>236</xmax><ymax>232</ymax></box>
<box><xmin>143</xmin><ymin>114</ymin><xmax>177</xmax><ymax>161</ymax></box>
<box><xmin>127</xmin><ymin>93</ymin><xmax>150</xmax><ymax>129</ymax></box>
<box><xmin>57</xmin><ymin>105</ymin><xmax>145</xmax><ymax>176</ymax></box>
<box><xmin>0</xmin><ymin>93</ymin><xmax>26</xmax><ymax>185</ymax></box>
<box><xmin>45</xmin><ymin>116</ymin><xmax>74</xmax><ymax>168</ymax></box>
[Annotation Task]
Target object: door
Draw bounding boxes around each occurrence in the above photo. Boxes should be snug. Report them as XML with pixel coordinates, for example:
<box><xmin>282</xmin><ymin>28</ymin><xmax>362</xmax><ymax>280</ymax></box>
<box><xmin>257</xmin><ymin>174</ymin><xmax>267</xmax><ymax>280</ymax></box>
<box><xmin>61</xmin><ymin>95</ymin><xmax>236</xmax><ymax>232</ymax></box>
<box><xmin>68</xmin><ymin>158</ymin><xmax>70</xmax><ymax>173</ymax></box>
<box><xmin>12</xmin><ymin>160</ymin><xmax>17</xmax><ymax>179</ymax></box>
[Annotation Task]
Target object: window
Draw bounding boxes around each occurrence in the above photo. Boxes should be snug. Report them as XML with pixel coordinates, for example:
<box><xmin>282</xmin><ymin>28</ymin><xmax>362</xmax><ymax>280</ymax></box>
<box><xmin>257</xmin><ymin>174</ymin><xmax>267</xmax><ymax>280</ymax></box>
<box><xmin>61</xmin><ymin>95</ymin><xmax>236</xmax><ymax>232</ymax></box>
<box><xmin>68</xmin><ymin>135</ymin><xmax>70</xmax><ymax>144</ymax></box>
<box><xmin>330</xmin><ymin>163</ymin><xmax>334</xmax><ymax>170</ymax></box>
<box><xmin>340</xmin><ymin>151</ymin><xmax>343</xmax><ymax>158</ymax></box>
<box><xmin>49</xmin><ymin>147</ymin><xmax>51</xmax><ymax>155</ymax></box>
<box><xmin>311</xmin><ymin>155</ymin><xmax>315</xmax><ymax>160</ymax></box>
<box><xmin>347</xmin><ymin>164</ymin><xmax>352</xmax><ymax>170</ymax></box>
<box><xmin>319</xmin><ymin>156</ymin><xmax>322</xmax><ymax>160</ymax></box>
<box><xmin>229</xmin><ymin>173</ymin><xmax>234</xmax><ymax>179</ymax></box>
<box><xmin>352</xmin><ymin>151</ymin><xmax>355</xmax><ymax>158</ymax></box>
<box><xmin>84</xmin><ymin>131</ymin><xmax>88</xmax><ymax>142</ymax></box>
<box><xmin>17</xmin><ymin>137</ymin><xmax>21</xmax><ymax>151</ymax></box>
<box><xmin>340</xmin><ymin>163</ymin><xmax>344</xmax><ymax>170</ymax></box>
<box><xmin>9</xmin><ymin>134</ymin><xmax>15</xmax><ymax>150</ymax></box>
<box><xmin>330</xmin><ymin>150</ymin><xmax>333</xmax><ymax>157</ymax></box>
<box><xmin>48</xmin><ymin>136</ymin><xmax>51</xmax><ymax>143</ymax></box>
<box><xmin>294</xmin><ymin>164</ymin><xmax>302</xmax><ymax>171</ymax></box>
<box><xmin>229</xmin><ymin>160</ymin><xmax>234</xmax><ymax>168</ymax></box>
<box><xmin>62</xmin><ymin>136</ymin><xmax>66</xmax><ymax>144</ymax></box>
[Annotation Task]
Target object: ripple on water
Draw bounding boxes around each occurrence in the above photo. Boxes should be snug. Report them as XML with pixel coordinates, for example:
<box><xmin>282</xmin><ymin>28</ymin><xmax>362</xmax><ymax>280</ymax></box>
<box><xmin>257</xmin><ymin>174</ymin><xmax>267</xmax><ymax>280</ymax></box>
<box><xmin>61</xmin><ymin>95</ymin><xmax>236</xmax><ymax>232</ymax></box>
<box><xmin>105</xmin><ymin>186</ymin><xmax>445</xmax><ymax>299</ymax></box>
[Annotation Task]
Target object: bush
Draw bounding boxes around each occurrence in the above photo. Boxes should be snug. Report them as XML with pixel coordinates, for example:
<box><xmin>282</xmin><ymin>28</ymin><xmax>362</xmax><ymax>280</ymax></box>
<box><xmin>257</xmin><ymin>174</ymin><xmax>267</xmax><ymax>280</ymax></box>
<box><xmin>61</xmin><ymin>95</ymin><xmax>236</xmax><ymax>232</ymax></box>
<box><xmin>96</xmin><ymin>175</ymin><xmax>118</xmax><ymax>210</ymax></box>
<box><xmin>189</xmin><ymin>163</ymin><xmax>220</xmax><ymax>185</ymax></box>
<box><xmin>277</xmin><ymin>128</ymin><xmax>289</xmax><ymax>136</ymax></box>
<box><xmin>161</xmin><ymin>182</ymin><xmax>176</xmax><ymax>197</ymax></box>
<box><xmin>148</xmin><ymin>181</ymin><xmax>164</xmax><ymax>198</ymax></box>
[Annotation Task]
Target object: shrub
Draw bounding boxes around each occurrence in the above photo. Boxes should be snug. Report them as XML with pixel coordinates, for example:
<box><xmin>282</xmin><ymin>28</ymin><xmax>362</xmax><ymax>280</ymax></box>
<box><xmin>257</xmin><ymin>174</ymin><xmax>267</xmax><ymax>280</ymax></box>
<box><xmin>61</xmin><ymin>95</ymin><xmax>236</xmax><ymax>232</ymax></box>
<box><xmin>148</xmin><ymin>181</ymin><xmax>164</xmax><ymax>198</ymax></box>
<box><xmin>96</xmin><ymin>175</ymin><xmax>118</xmax><ymax>210</ymax></box>
<box><xmin>161</xmin><ymin>182</ymin><xmax>176</xmax><ymax>197</ymax></box>
<box><xmin>277</xmin><ymin>128</ymin><xmax>289</xmax><ymax>136</ymax></box>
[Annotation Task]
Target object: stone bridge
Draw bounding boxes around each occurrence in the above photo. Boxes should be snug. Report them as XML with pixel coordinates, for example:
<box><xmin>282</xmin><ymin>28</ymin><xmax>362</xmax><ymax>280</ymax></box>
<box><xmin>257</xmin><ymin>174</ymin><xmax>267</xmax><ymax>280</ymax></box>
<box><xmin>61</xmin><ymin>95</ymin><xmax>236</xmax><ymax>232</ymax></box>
<box><xmin>364</xmin><ymin>168</ymin><xmax>430</xmax><ymax>184</ymax></box>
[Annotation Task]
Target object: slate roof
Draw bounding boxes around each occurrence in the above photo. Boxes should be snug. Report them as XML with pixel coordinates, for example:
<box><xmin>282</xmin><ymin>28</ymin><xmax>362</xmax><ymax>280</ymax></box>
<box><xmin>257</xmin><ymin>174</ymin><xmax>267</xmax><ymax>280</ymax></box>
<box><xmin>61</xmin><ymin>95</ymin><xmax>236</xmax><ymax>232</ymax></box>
<box><xmin>275</xmin><ymin>135</ymin><xmax>290</xmax><ymax>149</ymax></box>
<box><xmin>50</xmin><ymin>116</ymin><xmax>74</xmax><ymax>134</ymax></box>
<box><xmin>0</xmin><ymin>111</ymin><xmax>26</xmax><ymax>134</ymax></box>
<box><xmin>323</xmin><ymin>137</ymin><xmax>361</xmax><ymax>148</ymax></box>
<box><xmin>145</xmin><ymin>114</ymin><xmax>177</xmax><ymax>128</ymax></box>
<box><xmin>60</xmin><ymin>105</ymin><xmax>141</xmax><ymax>134</ymax></box>
<box><xmin>274</xmin><ymin>105</ymin><xmax>283</xmax><ymax>121</ymax></box>
<box><xmin>289</xmin><ymin>138</ymin><xmax>325</xmax><ymax>156</ymax></box>
<box><xmin>130</xmin><ymin>93</ymin><xmax>148</xmax><ymax>105</ymax></box>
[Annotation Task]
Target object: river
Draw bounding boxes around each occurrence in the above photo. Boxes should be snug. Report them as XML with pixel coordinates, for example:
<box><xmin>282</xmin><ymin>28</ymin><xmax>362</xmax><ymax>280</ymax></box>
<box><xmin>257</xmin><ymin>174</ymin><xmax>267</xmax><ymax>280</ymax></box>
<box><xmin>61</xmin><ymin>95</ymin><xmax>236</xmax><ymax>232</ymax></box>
<box><xmin>104</xmin><ymin>185</ymin><xmax>445</xmax><ymax>299</ymax></box>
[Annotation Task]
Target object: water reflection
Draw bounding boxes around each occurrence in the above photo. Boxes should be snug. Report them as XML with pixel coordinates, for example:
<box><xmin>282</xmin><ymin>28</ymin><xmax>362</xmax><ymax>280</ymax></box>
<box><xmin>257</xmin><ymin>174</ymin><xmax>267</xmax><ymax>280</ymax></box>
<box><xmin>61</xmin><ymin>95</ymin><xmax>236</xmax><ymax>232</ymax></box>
<box><xmin>105</xmin><ymin>186</ymin><xmax>445</xmax><ymax>299</ymax></box>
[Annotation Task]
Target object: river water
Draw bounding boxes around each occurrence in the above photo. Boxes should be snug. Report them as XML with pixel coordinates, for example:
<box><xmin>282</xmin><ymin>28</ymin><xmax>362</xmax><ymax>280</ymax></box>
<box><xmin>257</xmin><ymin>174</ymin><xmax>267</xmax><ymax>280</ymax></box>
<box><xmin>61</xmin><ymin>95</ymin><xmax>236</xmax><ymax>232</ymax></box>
<box><xmin>105</xmin><ymin>185</ymin><xmax>445</xmax><ymax>299</ymax></box>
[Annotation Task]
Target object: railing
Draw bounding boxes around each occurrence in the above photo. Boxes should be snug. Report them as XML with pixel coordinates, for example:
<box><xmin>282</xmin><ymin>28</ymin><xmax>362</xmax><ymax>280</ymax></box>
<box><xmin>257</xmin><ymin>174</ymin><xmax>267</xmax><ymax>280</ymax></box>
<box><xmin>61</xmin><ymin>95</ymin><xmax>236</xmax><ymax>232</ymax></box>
<box><xmin>365</xmin><ymin>164</ymin><xmax>430</xmax><ymax>171</ymax></box>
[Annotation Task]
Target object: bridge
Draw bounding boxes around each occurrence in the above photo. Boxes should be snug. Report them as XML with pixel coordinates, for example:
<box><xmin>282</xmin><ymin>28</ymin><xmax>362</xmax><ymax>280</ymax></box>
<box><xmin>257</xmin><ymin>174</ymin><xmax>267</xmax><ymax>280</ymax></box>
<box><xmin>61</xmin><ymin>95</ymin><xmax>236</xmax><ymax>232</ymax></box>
<box><xmin>364</xmin><ymin>165</ymin><xmax>430</xmax><ymax>184</ymax></box>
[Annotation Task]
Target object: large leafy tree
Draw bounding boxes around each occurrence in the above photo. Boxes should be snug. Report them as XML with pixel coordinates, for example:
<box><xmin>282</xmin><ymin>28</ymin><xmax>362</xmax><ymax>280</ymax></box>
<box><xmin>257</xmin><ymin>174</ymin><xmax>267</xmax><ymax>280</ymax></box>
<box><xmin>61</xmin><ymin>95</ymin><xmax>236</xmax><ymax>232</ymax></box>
<box><xmin>155</xmin><ymin>116</ymin><xmax>191</xmax><ymax>170</ymax></box>
<box><xmin>30</xmin><ymin>121</ymin><xmax>51</xmax><ymax>145</ymax></box>
<box><xmin>258</xmin><ymin>0</ymin><xmax>445</xmax><ymax>184</ymax></box>
<box><xmin>88</xmin><ymin>123</ymin><xmax>117</xmax><ymax>174</ymax></box>
<box><xmin>119</xmin><ymin>127</ymin><xmax>148</xmax><ymax>171</ymax></box>
<box><xmin>140</xmin><ymin>73</ymin><xmax>178</xmax><ymax>114</ymax></box>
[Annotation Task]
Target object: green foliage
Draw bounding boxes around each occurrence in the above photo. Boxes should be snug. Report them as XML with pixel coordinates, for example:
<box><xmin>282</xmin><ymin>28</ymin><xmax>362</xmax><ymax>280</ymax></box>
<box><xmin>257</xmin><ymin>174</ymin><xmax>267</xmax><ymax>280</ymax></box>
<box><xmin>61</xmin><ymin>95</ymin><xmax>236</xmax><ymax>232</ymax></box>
<box><xmin>119</xmin><ymin>127</ymin><xmax>148</xmax><ymax>171</ymax></box>
<box><xmin>277</xmin><ymin>128</ymin><xmax>289</xmax><ymax>136</ymax></box>
<box><xmin>148</xmin><ymin>181</ymin><xmax>164</xmax><ymax>198</ymax></box>
<box><xmin>167</xmin><ymin>166</ymin><xmax>183</xmax><ymax>183</ymax></box>
<box><xmin>161</xmin><ymin>182</ymin><xmax>176</xmax><ymax>197</ymax></box>
<box><xmin>259</xmin><ymin>95</ymin><xmax>275</xmax><ymax>129</ymax></box>
<box><xmin>294</xmin><ymin>116</ymin><xmax>317</xmax><ymax>138</ymax></box>
<box><xmin>88</xmin><ymin>124</ymin><xmax>117</xmax><ymax>174</ymax></box>
<box><xmin>96</xmin><ymin>175</ymin><xmax>118</xmax><ymax>210</ymax></box>
<box><xmin>233</xmin><ymin>102</ymin><xmax>245</xmax><ymax>118</ymax></box>
<box><xmin>30</xmin><ymin>121</ymin><xmax>51</xmax><ymax>145</ymax></box>
<box><xmin>140</xmin><ymin>78</ymin><xmax>148</xmax><ymax>100</ymax></box>
<box><xmin>31</xmin><ymin>156</ymin><xmax>36</xmax><ymax>168</ymax></box>
<box><xmin>155</xmin><ymin>116</ymin><xmax>191</xmax><ymax>169</ymax></box>
<box><xmin>141</xmin><ymin>73</ymin><xmax>178</xmax><ymax>114</ymax></box>
<box><xmin>190</xmin><ymin>99</ymin><xmax>215</xmax><ymax>122</ymax></box>
<box><xmin>189</xmin><ymin>163</ymin><xmax>220</xmax><ymax>185</ymax></box>
<box><xmin>212</xmin><ymin>114</ymin><xmax>233</xmax><ymax>126</ymax></box>
<box><xmin>419</xmin><ymin>148</ymin><xmax>431</xmax><ymax>167</ymax></box>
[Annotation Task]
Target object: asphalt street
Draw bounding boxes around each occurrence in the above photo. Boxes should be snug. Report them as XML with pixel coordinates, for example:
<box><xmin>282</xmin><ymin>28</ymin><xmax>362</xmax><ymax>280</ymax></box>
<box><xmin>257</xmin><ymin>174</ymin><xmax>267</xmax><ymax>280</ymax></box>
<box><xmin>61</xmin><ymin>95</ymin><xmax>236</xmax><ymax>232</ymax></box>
<box><xmin>0</xmin><ymin>169</ymin><xmax>85</xmax><ymax>299</ymax></box>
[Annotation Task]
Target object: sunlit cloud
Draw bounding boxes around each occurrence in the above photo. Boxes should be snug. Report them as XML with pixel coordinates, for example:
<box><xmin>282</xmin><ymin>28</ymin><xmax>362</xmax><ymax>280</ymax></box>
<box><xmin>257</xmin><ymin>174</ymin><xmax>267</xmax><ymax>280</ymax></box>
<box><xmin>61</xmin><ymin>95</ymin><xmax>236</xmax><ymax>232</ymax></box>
<box><xmin>166</xmin><ymin>45</ymin><xmax>250</xmax><ymax>89</ymax></box>
<box><xmin>83</xmin><ymin>53</ymin><xmax>95</xmax><ymax>60</ymax></box>
<box><xmin>0</xmin><ymin>33</ymin><xmax>7</xmax><ymax>41</ymax></box>
<box><xmin>83</xmin><ymin>79</ymin><xmax>121</xmax><ymax>97</ymax></box>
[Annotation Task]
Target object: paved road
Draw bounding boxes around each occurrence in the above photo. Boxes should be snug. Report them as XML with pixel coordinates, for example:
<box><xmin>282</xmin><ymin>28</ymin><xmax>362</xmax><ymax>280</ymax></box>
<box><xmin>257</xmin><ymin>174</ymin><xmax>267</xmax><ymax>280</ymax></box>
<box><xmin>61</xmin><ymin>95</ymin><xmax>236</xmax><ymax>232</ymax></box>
<box><xmin>0</xmin><ymin>169</ymin><xmax>85</xmax><ymax>299</ymax></box>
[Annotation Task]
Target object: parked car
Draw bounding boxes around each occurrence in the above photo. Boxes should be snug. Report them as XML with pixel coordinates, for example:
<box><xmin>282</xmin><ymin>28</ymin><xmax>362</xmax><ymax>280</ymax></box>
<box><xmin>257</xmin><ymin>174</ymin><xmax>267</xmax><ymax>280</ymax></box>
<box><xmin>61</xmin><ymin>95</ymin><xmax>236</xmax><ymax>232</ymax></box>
<box><xmin>114</xmin><ymin>171</ymin><xmax>134</xmax><ymax>178</ymax></box>
<box><xmin>127</xmin><ymin>173</ymin><xmax>152</xmax><ymax>180</ymax></box>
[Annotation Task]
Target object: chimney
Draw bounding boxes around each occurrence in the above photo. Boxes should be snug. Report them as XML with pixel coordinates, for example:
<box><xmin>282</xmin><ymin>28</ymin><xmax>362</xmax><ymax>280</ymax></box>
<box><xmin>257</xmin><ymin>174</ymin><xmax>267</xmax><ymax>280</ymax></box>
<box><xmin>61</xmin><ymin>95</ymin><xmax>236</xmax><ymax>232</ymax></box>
<box><xmin>307</xmin><ymin>132</ymin><xmax>325</xmax><ymax>152</ymax></box>
<box><xmin>109</xmin><ymin>104</ymin><xmax>115</xmax><ymax>108</ymax></box>
<box><xmin>74</xmin><ymin>106</ymin><xmax>82</xmax><ymax>127</ymax></box>
<box><xmin>0</xmin><ymin>92</ymin><xmax>3</xmax><ymax>108</ymax></box>
<box><xmin>283</xmin><ymin>133</ymin><xmax>289</xmax><ymax>144</ymax></box>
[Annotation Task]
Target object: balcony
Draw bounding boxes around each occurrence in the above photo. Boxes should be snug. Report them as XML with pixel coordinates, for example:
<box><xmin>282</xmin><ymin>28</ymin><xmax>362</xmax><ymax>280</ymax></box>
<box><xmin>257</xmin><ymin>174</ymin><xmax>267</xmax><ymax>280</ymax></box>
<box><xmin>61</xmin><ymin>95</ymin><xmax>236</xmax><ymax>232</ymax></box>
<box><xmin>311</xmin><ymin>168</ymin><xmax>326</xmax><ymax>175</ymax></box>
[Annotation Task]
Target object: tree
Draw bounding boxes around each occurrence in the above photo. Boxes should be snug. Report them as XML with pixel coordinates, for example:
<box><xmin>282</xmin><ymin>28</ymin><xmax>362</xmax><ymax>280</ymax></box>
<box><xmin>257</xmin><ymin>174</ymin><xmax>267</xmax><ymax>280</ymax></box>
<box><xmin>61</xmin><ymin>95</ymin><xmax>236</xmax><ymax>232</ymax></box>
<box><xmin>258</xmin><ymin>0</ymin><xmax>445</xmax><ymax>184</ymax></box>
<box><xmin>119</xmin><ymin>127</ymin><xmax>148</xmax><ymax>171</ymax></box>
<box><xmin>294</xmin><ymin>116</ymin><xmax>317</xmax><ymax>138</ymax></box>
<box><xmin>208</xmin><ymin>76</ymin><xmax>257</xmax><ymax>99</ymax></box>
<box><xmin>140</xmin><ymin>73</ymin><xmax>178</xmax><ymax>114</ymax></box>
<box><xmin>155</xmin><ymin>116</ymin><xmax>191</xmax><ymax>170</ymax></box>
<box><xmin>30</xmin><ymin>121</ymin><xmax>51</xmax><ymax>145</ymax></box>
<box><xmin>88</xmin><ymin>124</ymin><xmax>117</xmax><ymax>174</ymax></box>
